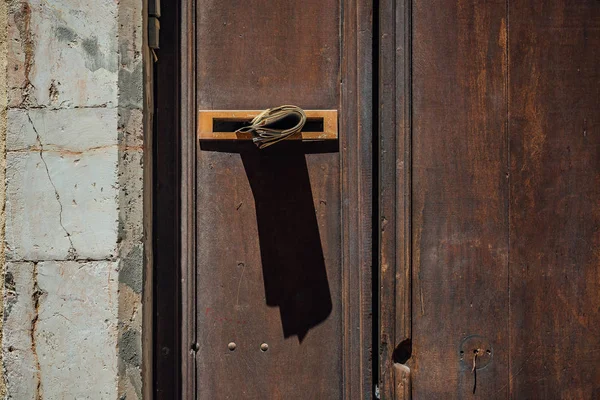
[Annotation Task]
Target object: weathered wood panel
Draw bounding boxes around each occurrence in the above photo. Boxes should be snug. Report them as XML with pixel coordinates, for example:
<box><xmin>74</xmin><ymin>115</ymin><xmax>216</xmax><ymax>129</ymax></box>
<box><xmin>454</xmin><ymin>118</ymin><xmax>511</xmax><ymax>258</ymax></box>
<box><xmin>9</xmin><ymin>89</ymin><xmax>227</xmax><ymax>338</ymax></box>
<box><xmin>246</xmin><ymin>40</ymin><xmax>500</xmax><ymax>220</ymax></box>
<box><xmin>195</xmin><ymin>142</ymin><xmax>342</xmax><ymax>399</ymax></box>
<box><xmin>194</xmin><ymin>0</ymin><xmax>341</xmax><ymax>394</ymax></box>
<box><xmin>196</xmin><ymin>0</ymin><xmax>340</xmax><ymax>111</ymax></box>
<box><xmin>411</xmin><ymin>0</ymin><xmax>509</xmax><ymax>397</ymax></box>
<box><xmin>508</xmin><ymin>1</ymin><xmax>600</xmax><ymax>398</ymax></box>
<box><xmin>193</xmin><ymin>0</ymin><xmax>372</xmax><ymax>398</ymax></box>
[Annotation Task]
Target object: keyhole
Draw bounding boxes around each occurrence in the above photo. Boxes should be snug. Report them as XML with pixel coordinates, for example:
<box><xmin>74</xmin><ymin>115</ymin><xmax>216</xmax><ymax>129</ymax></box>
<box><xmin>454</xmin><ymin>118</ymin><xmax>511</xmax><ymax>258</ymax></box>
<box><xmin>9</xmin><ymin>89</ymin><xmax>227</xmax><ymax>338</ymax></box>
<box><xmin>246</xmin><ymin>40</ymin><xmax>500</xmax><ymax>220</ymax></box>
<box><xmin>459</xmin><ymin>335</ymin><xmax>493</xmax><ymax>394</ymax></box>
<box><xmin>472</xmin><ymin>349</ymin><xmax>480</xmax><ymax>371</ymax></box>
<box><xmin>472</xmin><ymin>349</ymin><xmax>480</xmax><ymax>393</ymax></box>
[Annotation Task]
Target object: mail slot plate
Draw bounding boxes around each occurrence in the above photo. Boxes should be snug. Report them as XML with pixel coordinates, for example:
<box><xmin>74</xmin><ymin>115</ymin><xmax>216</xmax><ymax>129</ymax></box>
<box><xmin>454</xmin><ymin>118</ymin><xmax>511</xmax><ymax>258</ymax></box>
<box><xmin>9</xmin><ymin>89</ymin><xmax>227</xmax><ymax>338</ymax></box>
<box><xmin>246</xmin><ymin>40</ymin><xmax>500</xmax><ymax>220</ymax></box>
<box><xmin>198</xmin><ymin>110</ymin><xmax>338</xmax><ymax>140</ymax></box>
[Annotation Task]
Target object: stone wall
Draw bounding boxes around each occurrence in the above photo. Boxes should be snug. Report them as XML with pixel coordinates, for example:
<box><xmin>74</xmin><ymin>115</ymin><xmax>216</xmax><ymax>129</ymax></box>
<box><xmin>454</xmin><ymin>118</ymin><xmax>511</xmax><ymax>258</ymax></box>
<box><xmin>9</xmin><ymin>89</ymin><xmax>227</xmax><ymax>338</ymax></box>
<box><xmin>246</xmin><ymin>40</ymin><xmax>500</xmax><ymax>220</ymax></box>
<box><xmin>0</xmin><ymin>0</ymin><xmax>145</xmax><ymax>398</ymax></box>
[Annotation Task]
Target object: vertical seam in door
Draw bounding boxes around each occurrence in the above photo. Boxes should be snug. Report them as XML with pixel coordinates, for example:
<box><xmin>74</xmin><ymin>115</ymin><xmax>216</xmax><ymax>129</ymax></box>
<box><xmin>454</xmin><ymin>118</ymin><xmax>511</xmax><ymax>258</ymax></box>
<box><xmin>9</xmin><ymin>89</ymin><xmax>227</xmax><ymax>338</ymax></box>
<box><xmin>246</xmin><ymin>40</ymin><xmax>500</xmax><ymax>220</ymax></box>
<box><xmin>407</xmin><ymin>0</ymin><xmax>413</xmax><ymax>395</ymax></box>
<box><xmin>356</xmin><ymin>0</ymin><xmax>364</xmax><ymax>395</ymax></box>
<box><xmin>192</xmin><ymin>0</ymin><xmax>199</xmax><ymax>399</ymax></box>
<box><xmin>506</xmin><ymin>0</ymin><xmax>511</xmax><ymax>398</ymax></box>
<box><xmin>340</xmin><ymin>0</ymin><xmax>349</xmax><ymax>397</ymax></box>
<box><xmin>193</xmin><ymin>0</ymin><xmax>199</xmax><ymax>396</ymax></box>
<box><xmin>372</xmin><ymin>0</ymin><xmax>381</xmax><ymax>395</ymax></box>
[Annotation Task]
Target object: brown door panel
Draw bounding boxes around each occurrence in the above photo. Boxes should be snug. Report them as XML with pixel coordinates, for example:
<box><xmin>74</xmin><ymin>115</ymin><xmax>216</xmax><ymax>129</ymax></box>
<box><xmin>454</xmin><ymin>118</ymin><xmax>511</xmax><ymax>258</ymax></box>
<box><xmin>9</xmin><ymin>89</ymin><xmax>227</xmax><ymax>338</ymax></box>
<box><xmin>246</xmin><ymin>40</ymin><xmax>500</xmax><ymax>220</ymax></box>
<box><xmin>190</xmin><ymin>0</ymin><xmax>373</xmax><ymax>398</ymax></box>
<box><xmin>508</xmin><ymin>1</ymin><xmax>600</xmax><ymax>398</ymax></box>
<box><xmin>378</xmin><ymin>0</ymin><xmax>600</xmax><ymax>398</ymax></box>
<box><xmin>196</xmin><ymin>144</ymin><xmax>343</xmax><ymax>399</ymax></box>
<box><xmin>411</xmin><ymin>0</ymin><xmax>510</xmax><ymax>397</ymax></box>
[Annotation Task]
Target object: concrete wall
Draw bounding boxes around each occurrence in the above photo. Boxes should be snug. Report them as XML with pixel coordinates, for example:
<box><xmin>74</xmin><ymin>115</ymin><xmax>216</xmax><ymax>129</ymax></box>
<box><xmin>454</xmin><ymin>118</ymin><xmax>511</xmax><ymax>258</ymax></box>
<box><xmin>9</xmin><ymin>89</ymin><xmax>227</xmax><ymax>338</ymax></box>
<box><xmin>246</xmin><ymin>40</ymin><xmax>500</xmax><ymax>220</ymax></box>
<box><xmin>0</xmin><ymin>0</ymin><xmax>145</xmax><ymax>398</ymax></box>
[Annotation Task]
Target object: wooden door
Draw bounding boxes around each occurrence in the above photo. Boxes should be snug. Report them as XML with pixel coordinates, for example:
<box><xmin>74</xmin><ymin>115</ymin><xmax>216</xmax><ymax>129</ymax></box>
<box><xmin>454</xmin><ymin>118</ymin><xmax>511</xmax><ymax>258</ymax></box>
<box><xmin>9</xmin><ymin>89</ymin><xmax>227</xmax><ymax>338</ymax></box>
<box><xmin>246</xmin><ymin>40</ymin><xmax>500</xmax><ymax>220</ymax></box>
<box><xmin>154</xmin><ymin>0</ymin><xmax>599</xmax><ymax>398</ymax></box>
<box><xmin>379</xmin><ymin>0</ymin><xmax>600</xmax><ymax>399</ymax></box>
<box><xmin>179</xmin><ymin>0</ymin><xmax>373</xmax><ymax>399</ymax></box>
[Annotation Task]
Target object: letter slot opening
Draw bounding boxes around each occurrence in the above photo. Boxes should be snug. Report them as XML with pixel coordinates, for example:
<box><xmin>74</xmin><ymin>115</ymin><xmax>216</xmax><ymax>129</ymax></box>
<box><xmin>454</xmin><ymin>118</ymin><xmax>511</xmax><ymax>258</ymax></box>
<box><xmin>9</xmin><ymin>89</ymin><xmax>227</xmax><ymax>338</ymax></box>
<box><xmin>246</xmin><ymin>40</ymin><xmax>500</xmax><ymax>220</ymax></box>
<box><xmin>213</xmin><ymin>117</ymin><xmax>325</xmax><ymax>133</ymax></box>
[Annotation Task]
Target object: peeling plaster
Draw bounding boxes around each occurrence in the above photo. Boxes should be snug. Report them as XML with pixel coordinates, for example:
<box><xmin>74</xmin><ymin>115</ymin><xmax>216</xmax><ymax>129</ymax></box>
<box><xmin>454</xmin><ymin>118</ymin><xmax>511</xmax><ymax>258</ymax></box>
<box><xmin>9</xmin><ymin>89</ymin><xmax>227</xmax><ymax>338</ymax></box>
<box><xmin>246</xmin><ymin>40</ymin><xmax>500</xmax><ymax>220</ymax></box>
<box><xmin>11</xmin><ymin>2</ymin><xmax>36</xmax><ymax>108</ymax></box>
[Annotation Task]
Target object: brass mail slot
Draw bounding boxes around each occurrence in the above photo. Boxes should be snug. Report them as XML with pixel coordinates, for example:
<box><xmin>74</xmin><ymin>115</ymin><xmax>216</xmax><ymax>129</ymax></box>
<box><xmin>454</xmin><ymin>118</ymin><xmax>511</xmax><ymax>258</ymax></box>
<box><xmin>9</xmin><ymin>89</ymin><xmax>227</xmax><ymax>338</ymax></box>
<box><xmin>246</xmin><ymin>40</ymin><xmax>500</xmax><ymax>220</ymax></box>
<box><xmin>198</xmin><ymin>110</ymin><xmax>338</xmax><ymax>140</ymax></box>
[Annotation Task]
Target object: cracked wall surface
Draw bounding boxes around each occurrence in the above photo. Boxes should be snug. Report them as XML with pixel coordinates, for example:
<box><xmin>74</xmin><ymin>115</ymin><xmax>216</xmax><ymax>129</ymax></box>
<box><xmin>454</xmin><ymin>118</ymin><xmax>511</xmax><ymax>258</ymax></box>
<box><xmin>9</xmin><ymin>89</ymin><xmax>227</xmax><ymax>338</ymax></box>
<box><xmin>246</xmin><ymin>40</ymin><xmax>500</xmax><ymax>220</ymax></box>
<box><xmin>1</xmin><ymin>0</ymin><xmax>145</xmax><ymax>398</ymax></box>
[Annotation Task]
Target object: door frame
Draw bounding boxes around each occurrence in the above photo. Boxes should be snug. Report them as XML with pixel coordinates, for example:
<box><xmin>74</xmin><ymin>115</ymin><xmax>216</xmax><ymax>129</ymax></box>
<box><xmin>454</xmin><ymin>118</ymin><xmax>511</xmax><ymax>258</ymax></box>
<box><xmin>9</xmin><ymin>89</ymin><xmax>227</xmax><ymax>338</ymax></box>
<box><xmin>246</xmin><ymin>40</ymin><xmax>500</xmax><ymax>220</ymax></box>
<box><xmin>152</xmin><ymin>0</ymin><xmax>380</xmax><ymax>398</ymax></box>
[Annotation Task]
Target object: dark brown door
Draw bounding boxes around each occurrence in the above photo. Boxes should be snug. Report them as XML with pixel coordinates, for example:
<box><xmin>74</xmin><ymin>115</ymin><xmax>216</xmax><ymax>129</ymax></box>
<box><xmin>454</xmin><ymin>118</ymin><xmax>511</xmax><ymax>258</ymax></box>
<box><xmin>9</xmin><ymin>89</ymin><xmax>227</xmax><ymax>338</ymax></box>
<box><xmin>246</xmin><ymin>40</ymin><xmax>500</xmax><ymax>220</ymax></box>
<box><xmin>154</xmin><ymin>0</ymin><xmax>599</xmax><ymax>398</ymax></box>
<box><xmin>379</xmin><ymin>1</ymin><xmax>600</xmax><ymax>399</ymax></box>
<box><xmin>181</xmin><ymin>0</ymin><xmax>373</xmax><ymax>399</ymax></box>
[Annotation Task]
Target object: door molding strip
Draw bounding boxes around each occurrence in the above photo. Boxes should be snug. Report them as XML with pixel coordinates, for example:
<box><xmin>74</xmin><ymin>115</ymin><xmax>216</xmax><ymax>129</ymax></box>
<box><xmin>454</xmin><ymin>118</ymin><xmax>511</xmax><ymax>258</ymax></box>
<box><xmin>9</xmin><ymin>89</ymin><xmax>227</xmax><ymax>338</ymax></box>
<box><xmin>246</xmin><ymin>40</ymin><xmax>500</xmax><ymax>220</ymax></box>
<box><xmin>378</xmin><ymin>0</ymin><xmax>413</xmax><ymax>398</ymax></box>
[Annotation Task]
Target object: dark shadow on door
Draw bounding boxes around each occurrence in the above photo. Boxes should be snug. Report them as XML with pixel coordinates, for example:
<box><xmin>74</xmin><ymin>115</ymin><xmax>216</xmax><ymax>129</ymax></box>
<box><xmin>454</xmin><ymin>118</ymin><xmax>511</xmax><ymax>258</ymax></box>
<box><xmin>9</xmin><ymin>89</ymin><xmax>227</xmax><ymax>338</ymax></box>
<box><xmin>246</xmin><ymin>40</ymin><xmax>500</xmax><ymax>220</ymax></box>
<box><xmin>200</xmin><ymin>141</ymin><xmax>337</xmax><ymax>342</ymax></box>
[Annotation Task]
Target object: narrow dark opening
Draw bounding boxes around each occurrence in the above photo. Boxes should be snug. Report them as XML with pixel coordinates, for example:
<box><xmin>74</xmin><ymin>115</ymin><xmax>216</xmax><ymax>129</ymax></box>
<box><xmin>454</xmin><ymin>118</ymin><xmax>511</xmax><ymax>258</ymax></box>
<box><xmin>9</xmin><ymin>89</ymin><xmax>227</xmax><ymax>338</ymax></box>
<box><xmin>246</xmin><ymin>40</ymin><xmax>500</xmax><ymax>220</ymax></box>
<box><xmin>392</xmin><ymin>339</ymin><xmax>412</xmax><ymax>364</ymax></box>
<box><xmin>153</xmin><ymin>0</ymin><xmax>182</xmax><ymax>397</ymax></box>
<box><xmin>212</xmin><ymin>117</ymin><xmax>324</xmax><ymax>132</ymax></box>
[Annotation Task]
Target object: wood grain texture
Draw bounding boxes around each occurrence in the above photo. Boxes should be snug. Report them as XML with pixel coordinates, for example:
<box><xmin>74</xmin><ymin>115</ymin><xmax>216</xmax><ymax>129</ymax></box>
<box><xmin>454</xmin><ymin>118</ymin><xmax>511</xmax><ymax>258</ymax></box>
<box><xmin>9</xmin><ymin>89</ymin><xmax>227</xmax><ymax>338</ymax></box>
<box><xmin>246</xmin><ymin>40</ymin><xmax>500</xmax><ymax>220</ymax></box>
<box><xmin>193</xmin><ymin>0</ymin><xmax>372</xmax><ymax>398</ymax></box>
<box><xmin>194</xmin><ymin>1</ymin><xmax>342</xmax><ymax>398</ymax></box>
<box><xmin>196</xmin><ymin>0</ymin><xmax>340</xmax><ymax>110</ymax></box>
<box><xmin>195</xmin><ymin>143</ymin><xmax>342</xmax><ymax>400</ymax></box>
<box><xmin>411</xmin><ymin>0</ymin><xmax>509</xmax><ymax>397</ymax></box>
<box><xmin>508</xmin><ymin>1</ymin><xmax>600</xmax><ymax>398</ymax></box>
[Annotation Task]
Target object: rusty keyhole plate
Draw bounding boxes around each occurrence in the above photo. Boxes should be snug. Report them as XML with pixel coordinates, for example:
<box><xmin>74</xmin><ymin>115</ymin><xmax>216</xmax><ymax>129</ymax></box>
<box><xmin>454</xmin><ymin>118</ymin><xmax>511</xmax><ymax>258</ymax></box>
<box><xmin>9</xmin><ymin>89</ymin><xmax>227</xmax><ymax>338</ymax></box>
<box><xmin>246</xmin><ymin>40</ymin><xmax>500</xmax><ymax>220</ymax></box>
<box><xmin>459</xmin><ymin>335</ymin><xmax>492</xmax><ymax>370</ymax></box>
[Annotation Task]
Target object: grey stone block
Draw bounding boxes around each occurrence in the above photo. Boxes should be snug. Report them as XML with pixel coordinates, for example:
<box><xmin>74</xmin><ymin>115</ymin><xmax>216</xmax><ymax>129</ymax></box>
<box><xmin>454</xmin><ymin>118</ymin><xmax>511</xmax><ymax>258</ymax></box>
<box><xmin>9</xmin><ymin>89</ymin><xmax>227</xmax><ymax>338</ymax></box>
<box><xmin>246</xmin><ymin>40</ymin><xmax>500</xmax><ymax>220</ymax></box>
<box><xmin>6</xmin><ymin>145</ymin><xmax>119</xmax><ymax>261</ymax></box>
<box><xmin>36</xmin><ymin>261</ymin><xmax>119</xmax><ymax>399</ymax></box>
<box><xmin>7</xmin><ymin>108</ymin><xmax>118</xmax><ymax>152</ymax></box>
<box><xmin>8</xmin><ymin>0</ymin><xmax>118</xmax><ymax>108</ymax></box>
